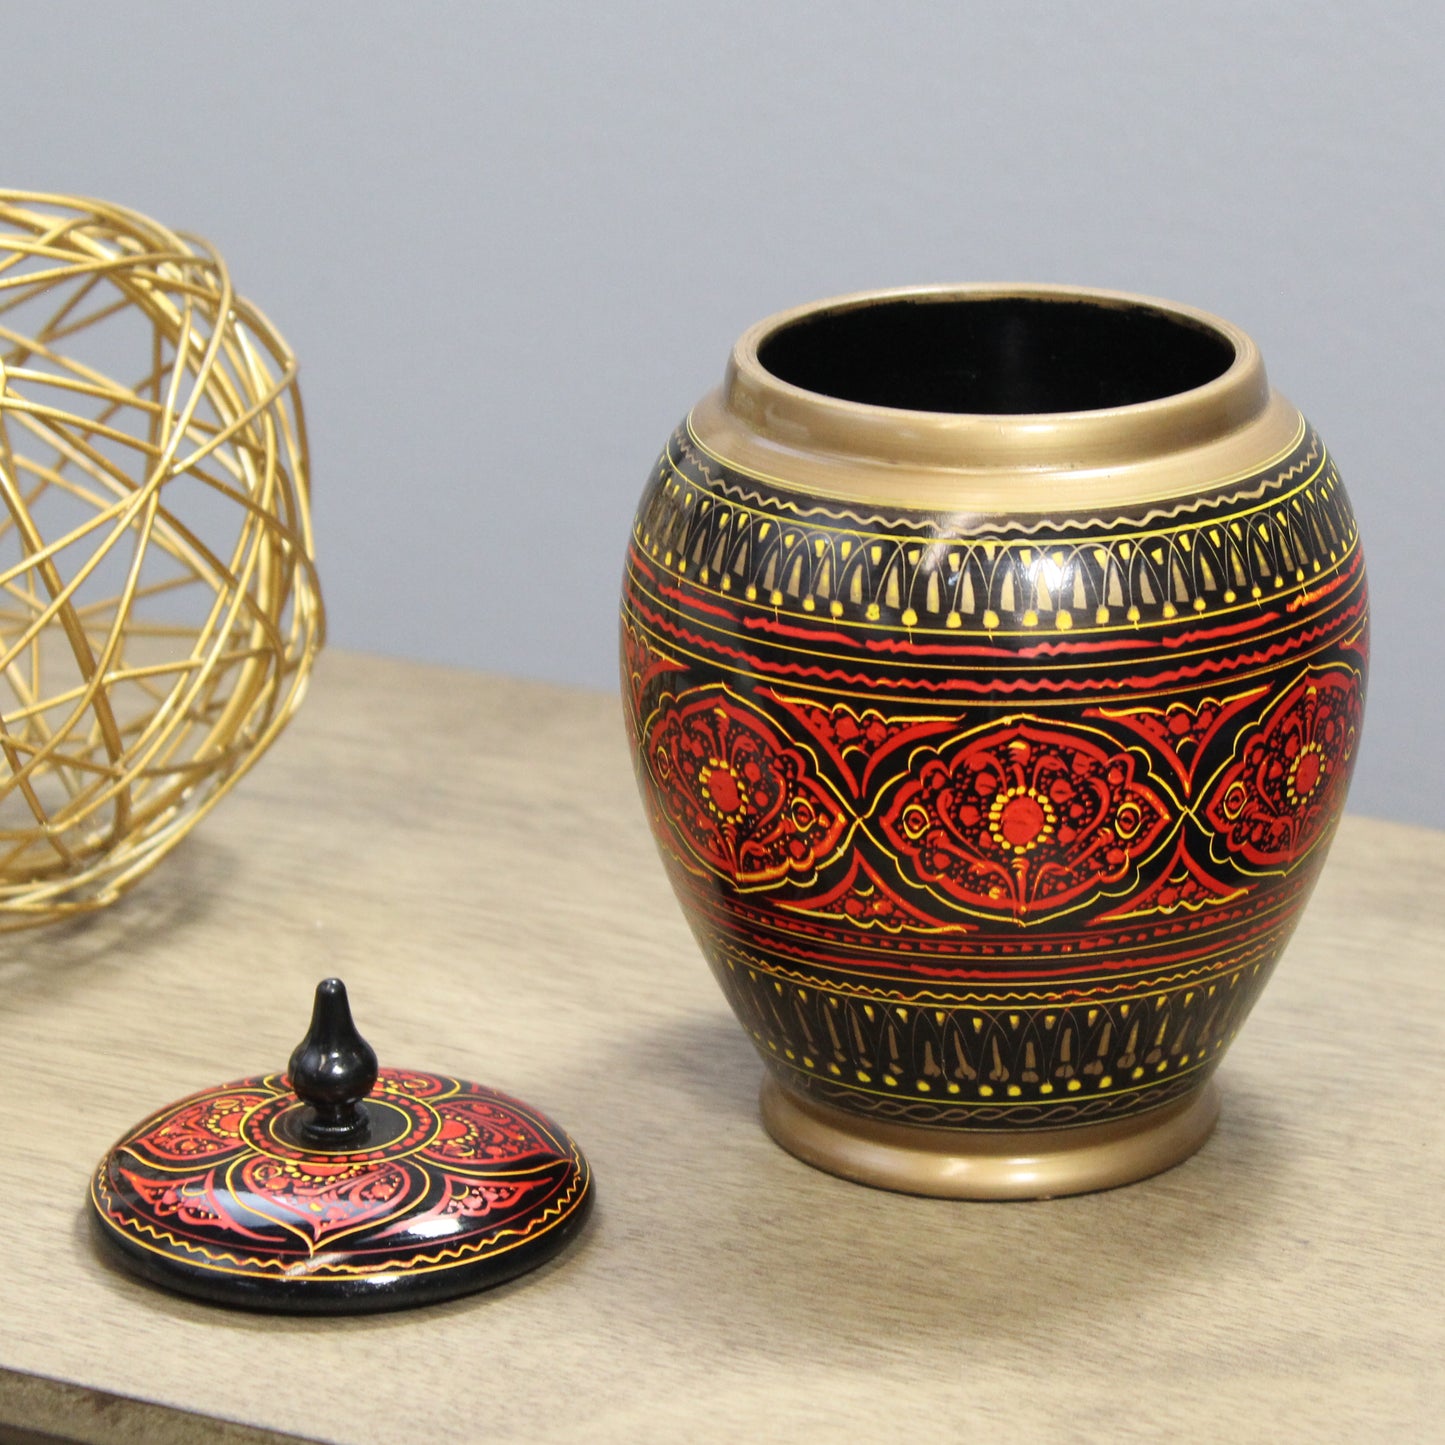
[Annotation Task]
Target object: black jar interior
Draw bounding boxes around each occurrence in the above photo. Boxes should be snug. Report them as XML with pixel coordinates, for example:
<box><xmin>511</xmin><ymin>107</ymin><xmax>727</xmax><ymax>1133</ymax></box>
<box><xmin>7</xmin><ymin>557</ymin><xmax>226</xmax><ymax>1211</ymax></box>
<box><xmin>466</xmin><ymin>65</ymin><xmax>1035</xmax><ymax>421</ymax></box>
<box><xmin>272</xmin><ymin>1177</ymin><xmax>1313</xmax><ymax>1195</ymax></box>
<box><xmin>756</xmin><ymin>296</ymin><xmax>1237</xmax><ymax>415</ymax></box>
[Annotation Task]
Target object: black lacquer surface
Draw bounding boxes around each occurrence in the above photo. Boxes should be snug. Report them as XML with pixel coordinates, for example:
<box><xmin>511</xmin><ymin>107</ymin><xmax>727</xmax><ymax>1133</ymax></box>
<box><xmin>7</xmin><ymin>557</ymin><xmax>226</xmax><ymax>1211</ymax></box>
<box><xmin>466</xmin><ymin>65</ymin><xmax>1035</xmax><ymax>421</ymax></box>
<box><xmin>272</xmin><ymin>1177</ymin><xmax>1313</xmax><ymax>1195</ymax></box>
<box><xmin>89</xmin><ymin>980</ymin><xmax>594</xmax><ymax>1313</ymax></box>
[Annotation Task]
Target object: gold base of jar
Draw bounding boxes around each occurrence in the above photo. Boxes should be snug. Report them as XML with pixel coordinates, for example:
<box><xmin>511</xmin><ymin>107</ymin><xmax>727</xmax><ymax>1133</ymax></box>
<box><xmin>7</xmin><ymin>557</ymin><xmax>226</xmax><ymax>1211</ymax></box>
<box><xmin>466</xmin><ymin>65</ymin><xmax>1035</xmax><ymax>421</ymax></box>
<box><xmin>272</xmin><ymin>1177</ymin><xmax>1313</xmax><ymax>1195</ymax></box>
<box><xmin>759</xmin><ymin>1076</ymin><xmax>1221</xmax><ymax>1200</ymax></box>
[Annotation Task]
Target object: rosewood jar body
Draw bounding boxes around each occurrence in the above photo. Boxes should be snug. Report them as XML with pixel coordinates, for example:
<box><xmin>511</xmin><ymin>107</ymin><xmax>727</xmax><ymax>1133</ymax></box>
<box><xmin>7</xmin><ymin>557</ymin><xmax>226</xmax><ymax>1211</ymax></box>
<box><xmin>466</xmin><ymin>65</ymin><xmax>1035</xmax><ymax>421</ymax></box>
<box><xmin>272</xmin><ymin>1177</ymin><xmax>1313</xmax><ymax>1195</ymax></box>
<box><xmin>620</xmin><ymin>286</ymin><xmax>1367</xmax><ymax>1197</ymax></box>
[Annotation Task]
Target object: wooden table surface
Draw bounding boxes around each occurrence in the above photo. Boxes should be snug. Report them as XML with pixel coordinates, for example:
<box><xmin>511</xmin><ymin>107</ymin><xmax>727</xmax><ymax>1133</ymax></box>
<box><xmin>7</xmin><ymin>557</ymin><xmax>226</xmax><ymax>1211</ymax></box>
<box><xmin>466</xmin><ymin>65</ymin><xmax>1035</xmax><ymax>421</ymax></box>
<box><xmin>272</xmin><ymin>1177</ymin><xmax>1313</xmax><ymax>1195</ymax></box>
<box><xmin>0</xmin><ymin>651</ymin><xmax>1441</xmax><ymax>1444</ymax></box>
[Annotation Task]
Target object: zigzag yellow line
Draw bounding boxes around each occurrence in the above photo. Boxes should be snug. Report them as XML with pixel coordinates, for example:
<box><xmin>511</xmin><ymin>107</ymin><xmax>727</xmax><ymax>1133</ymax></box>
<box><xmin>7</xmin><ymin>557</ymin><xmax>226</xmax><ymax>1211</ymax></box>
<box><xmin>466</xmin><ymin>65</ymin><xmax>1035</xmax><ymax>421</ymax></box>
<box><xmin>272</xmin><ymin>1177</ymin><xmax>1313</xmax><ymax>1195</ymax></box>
<box><xmin>680</xmin><ymin>414</ymin><xmax>1316</xmax><ymax>537</ymax></box>
<box><xmin>90</xmin><ymin>1161</ymin><xmax>590</xmax><ymax>1278</ymax></box>
<box><xmin>714</xmin><ymin>947</ymin><xmax>1270</xmax><ymax>1005</ymax></box>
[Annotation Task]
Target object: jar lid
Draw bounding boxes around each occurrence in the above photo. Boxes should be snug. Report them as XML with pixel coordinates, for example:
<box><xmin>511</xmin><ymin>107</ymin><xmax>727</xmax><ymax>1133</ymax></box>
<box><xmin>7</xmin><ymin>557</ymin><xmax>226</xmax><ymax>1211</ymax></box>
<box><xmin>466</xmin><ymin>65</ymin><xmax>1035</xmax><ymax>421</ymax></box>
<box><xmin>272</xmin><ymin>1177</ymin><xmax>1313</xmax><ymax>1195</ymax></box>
<box><xmin>89</xmin><ymin>979</ymin><xmax>594</xmax><ymax>1313</ymax></box>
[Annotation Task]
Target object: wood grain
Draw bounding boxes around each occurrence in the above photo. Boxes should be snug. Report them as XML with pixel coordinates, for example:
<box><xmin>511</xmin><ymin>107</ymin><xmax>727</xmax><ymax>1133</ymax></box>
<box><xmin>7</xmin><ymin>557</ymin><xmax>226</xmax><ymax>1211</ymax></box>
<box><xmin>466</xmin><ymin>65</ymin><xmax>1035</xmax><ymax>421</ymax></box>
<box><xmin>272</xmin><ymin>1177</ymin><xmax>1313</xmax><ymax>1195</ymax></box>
<box><xmin>0</xmin><ymin>651</ymin><xmax>1440</xmax><ymax>1443</ymax></box>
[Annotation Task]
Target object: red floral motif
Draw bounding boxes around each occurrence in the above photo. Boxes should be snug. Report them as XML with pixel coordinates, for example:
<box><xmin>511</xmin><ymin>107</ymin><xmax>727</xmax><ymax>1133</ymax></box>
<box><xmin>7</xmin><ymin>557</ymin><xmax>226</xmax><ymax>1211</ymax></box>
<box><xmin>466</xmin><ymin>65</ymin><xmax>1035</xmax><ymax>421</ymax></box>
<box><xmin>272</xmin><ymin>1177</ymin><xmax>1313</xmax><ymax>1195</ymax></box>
<box><xmin>1098</xmin><ymin>836</ymin><xmax>1247</xmax><ymax>919</ymax></box>
<box><xmin>768</xmin><ymin>693</ymin><xmax>958</xmax><ymax>799</ymax></box>
<box><xmin>620</xmin><ymin>619</ymin><xmax>686</xmax><ymax>724</ymax></box>
<box><xmin>138</xmin><ymin>1090</ymin><xmax>266</xmax><ymax>1164</ymax></box>
<box><xmin>877</xmin><ymin>722</ymin><xmax>1171</xmax><ymax>919</ymax></box>
<box><xmin>1091</xmin><ymin>687</ymin><xmax>1268</xmax><ymax>795</ymax></box>
<box><xmin>776</xmin><ymin>854</ymin><xmax>973</xmax><ymax>934</ymax></box>
<box><xmin>238</xmin><ymin>1156</ymin><xmax>414</xmax><ymax>1245</ymax></box>
<box><xmin>96</xmin><ymin>1069</ymin><xmax>591</xmax><ymax>1283</ymax></box>
<box><xmin>380</xmin><ymin>1068</ymin><xmax>449</xmax><ymax>1098</ymax></box>
<box><xmin>1204</xmin><ymin>669</ymin><xmax>1362</xmax><ymax>867</ymax></box>
<box><xmin>423</xmin><ymin>1098</ymin><xmax>559</xmax><ymax>1167</ymax></box>
<box><xmin>117</xmin><ymin>1166</ymin><xmax>262</xmax><ymax>1239</ymax></box>
<box><xmin>438</xmin><ymin>1178</ymin><xmax>550</xmax><ymax>1220</ymax></box>
<box><xmin>645</xmin><ymin>689</ymin><xmax>848</xmax><ymax>886</ymax></box>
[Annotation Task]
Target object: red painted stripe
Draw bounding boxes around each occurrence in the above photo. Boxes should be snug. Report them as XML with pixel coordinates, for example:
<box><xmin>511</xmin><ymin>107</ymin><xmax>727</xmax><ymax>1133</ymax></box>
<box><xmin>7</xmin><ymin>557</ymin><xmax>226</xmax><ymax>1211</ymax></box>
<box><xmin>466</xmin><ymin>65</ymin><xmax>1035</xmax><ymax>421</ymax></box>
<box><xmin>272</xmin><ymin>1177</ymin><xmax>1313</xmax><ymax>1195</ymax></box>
<box><xmin>735</xmin><ymin>911</ymin><xmax>1298</xmax><ymax>975</ymax></box>
<box><xmin>656</xmin><ymin>581</ymin><xmax>738</xmax><ymax>624</ymax></box>
<box><xmin>858</xmin><ymin>632</ymin><xmax>1147</xmax><ymax>659</ymax></box>
<box><xmin>630</xmin><ymin>591</ymin><xmax>1365</xmax><ymax>697</ymax></box>
<box><xmin>708</xmin><ymin>924</ymin><xmax>1291</xmax><ymax>985</ymax></box>
<box><xmin>738</xmin><ymin>614</ymin><xmax>861</xmax><ymax>648</ymax></box>
<box><xmin>1286</xmin><ymin>554</ymin><xmax>1364</xmax><ymax>613</ymax></box>
<box><xmin>672</xmin><ymin>874</ymin><xmax>1312</xmax><ymax>967</ymax></box>
<box><xmin>1159</xmin><ymin>612</ymin><xmax>1281</xmax><ymax>648</ymax></box>
<box><xmin>626</xmin><ymin>544</ymin><xmax>656</xmax><ymax>583</ymax></box>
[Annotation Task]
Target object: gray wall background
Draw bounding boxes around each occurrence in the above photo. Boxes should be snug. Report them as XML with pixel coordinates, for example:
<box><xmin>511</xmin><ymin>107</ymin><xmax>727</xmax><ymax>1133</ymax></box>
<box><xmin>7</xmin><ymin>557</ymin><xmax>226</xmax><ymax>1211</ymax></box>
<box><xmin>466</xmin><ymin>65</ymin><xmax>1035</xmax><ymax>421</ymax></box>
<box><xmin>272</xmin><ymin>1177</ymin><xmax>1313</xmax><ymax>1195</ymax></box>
<box><xmin>5</xmin><ymin>3</ymin><xmax>1441</xmax><ymax>825</ymax></box>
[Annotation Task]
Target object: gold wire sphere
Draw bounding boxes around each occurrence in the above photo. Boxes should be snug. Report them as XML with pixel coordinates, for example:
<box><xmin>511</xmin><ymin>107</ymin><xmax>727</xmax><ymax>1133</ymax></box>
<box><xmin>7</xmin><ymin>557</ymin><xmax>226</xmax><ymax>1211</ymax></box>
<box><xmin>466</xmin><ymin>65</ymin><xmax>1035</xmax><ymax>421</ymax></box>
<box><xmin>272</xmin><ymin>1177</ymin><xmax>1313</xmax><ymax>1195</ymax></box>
<box><xmin>0</xmin><ymin>192</ymin><xmax>323</xmax><ymax>928</ymax></box>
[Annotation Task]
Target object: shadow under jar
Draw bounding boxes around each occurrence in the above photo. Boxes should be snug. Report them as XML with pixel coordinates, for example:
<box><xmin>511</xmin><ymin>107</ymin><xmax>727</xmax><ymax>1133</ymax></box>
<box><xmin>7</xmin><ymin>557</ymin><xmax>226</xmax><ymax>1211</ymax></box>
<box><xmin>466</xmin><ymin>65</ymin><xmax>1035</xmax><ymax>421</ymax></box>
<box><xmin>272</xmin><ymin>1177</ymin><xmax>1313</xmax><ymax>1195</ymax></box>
<box><xmin>620</xmin><ymin>285</ymin><xmax>1368</xmax><ymax>1198</ymax></box>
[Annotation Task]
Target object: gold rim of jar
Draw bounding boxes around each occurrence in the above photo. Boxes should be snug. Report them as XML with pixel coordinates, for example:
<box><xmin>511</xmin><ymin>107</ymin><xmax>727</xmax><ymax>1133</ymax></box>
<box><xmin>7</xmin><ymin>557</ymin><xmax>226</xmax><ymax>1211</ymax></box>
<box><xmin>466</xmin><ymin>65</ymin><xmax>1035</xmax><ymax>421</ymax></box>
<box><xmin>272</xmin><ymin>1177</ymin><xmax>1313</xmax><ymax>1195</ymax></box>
<box><xmin>689</xmin><ymin>283</ymin><xmax>1306</xmax><ymax>514</ymax></box>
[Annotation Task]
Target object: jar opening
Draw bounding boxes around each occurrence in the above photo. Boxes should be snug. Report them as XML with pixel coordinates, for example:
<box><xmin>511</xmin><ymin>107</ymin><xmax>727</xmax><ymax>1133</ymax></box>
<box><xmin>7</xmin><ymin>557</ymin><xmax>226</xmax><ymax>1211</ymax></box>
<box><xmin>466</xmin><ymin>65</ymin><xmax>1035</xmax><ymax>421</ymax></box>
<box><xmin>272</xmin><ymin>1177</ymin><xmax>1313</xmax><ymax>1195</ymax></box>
<box><xmin>755</xmin><ymin>295</ymin><xmax>1238</xmax><ymax>415</ymax></box>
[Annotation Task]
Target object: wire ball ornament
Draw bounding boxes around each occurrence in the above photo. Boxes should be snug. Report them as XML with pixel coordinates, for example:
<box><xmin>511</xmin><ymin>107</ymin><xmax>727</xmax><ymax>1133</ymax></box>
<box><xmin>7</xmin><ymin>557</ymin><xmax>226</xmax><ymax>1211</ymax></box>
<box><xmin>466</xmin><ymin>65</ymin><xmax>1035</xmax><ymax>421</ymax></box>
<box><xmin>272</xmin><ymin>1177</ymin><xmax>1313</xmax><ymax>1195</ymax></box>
<box><xmin>0</xmin><ymin>192</ymin><xmax>323</xmax><ymax>928</ymax></box>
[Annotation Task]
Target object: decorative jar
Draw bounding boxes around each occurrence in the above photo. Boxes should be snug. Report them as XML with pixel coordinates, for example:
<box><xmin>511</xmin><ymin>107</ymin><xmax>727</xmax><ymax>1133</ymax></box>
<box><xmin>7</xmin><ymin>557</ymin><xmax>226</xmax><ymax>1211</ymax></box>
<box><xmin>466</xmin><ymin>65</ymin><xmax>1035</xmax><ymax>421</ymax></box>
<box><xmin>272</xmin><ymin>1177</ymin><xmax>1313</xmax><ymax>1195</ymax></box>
<box><xmin>621</xmin><ymin>285</ymin><xmax>1367</xmax><ymax>1196</ymax></box>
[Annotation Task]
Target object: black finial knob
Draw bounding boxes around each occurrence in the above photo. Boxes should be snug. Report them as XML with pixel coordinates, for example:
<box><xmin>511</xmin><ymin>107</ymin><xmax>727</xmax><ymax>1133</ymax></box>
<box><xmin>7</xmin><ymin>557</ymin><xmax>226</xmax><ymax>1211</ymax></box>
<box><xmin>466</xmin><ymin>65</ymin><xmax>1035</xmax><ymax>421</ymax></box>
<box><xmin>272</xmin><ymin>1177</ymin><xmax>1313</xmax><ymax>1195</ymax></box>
<box><xmin>288</xmin><ymin>978</ymin><xmax>378</xmax><ymax>1145</ymax></box>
